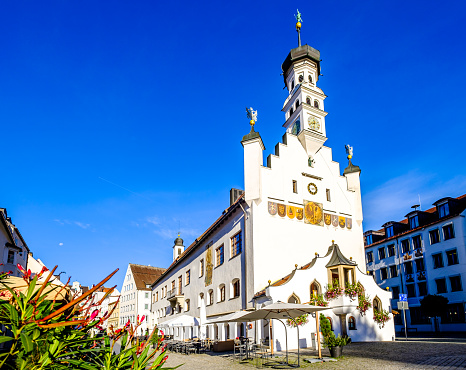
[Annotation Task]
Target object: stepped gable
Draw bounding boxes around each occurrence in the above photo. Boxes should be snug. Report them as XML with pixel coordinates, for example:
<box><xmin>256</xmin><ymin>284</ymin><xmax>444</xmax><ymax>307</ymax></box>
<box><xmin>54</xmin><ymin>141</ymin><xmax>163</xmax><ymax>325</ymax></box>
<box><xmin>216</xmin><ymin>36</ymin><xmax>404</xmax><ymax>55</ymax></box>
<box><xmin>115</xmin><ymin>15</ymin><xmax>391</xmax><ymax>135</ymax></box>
<box><xmin>130</xmin><ymin>264</ymin><xmax>166</xmax><ymax>291</ymax></box>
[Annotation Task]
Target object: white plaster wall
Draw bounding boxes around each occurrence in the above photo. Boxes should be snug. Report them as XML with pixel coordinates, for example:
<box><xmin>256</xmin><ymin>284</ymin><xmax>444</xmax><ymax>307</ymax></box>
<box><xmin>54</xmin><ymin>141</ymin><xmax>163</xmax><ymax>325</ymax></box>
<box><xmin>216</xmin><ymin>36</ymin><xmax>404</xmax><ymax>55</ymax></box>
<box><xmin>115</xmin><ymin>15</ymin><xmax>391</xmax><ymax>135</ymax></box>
<box><xmin>252</xmin><ymin>133</ymin><xmax>365</xmax><ymax>294</ymax></box>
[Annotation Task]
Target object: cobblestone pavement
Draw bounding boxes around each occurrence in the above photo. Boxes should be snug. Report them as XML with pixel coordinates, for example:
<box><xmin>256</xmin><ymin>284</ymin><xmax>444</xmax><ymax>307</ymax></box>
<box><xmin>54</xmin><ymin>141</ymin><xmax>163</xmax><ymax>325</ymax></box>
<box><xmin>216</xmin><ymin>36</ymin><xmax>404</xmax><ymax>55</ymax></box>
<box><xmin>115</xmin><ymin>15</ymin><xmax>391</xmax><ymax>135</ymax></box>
<box><xmin>162</xmin><ymin>339</ymin><xmax>466</xmax><ymax>369</ymax></box>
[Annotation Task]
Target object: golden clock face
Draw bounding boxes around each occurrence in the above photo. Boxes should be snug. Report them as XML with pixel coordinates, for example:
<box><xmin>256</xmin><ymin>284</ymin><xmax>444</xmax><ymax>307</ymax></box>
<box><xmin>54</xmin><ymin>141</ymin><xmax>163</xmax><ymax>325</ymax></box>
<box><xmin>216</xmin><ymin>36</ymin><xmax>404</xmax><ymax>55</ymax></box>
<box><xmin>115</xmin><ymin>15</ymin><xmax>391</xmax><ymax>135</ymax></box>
<box><xmin>308</xmin><ymin>116</ymin><xmax>320</xmax><ymax>131</ymax></box>
<box><xmin>308</xmin><ymin>182</ymin><xmax>318</xmax><ymax>195</ymax></box>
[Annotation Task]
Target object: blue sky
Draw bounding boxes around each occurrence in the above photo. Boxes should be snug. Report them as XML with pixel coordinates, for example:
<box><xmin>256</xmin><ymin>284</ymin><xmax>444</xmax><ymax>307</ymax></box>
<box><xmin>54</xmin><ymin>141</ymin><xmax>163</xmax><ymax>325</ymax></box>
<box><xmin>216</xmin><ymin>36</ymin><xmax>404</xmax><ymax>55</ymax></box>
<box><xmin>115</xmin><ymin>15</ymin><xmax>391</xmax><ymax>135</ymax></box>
<box><xmin>1</xmin><ymin>1</ymin><xmax>466</xmax><ymax>287</ymax></box>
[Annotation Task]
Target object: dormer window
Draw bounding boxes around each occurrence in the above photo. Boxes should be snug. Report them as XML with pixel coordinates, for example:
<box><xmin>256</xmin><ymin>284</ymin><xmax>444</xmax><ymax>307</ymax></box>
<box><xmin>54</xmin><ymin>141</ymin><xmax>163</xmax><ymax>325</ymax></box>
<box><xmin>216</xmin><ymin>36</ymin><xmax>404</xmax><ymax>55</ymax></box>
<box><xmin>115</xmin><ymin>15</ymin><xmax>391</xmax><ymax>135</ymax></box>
<box><xmin>366</xmin><ymin>234</ymin><xmax>373</xmax><ymax>245</ymax></box>
<box><xmin>314</xmin><ymin>100</ymin><xmax>319</xmax><ymax>109</ymax></box>
<box><xmin>409</xmin><ymin>215</ymin><xmax>419</xmax><ymax>229</ymax></box>
<box><xmin>438</xmin><ymin>203</ymin><xmax>449</xmax><ymax>218</ymax></box>
<box><xmin>298</xmin><ymin>74</ymin><xmax>304</xmax><ymax>83</ymax></box>
<box><xmin>386</xmin><ymin>225</ymin><xmax>394</xmax><ymax>238</ymax></box>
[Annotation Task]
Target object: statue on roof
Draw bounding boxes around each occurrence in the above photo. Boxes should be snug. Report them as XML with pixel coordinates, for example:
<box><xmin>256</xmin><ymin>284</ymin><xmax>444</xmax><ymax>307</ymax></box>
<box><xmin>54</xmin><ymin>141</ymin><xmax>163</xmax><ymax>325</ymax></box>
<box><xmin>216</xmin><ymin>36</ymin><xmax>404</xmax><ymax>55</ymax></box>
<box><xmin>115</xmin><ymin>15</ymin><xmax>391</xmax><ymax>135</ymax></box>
<box><xmin>246</xmin><ymin>107</ymin><xmax>258</xmax><ymax>123</ymax></box>
<box><xmin>345</xmin><ymin>144</ymin><xmax>353</xmax><ymax>159</ymax></box>
<box><xmin>294</xmin><ymin>9</ymin><xmax>303</xmax><ymax>23</ymax></box>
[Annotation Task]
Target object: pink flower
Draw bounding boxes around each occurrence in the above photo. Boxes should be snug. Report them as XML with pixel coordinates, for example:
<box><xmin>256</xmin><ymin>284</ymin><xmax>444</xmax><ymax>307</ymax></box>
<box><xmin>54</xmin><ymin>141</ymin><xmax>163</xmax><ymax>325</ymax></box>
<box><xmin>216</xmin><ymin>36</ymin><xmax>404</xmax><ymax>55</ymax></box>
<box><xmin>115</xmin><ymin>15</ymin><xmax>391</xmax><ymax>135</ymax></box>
<box><xmin>90</xmin><ymin>309</ymin><xmax>99</xmax><ymax>320</ymax></box>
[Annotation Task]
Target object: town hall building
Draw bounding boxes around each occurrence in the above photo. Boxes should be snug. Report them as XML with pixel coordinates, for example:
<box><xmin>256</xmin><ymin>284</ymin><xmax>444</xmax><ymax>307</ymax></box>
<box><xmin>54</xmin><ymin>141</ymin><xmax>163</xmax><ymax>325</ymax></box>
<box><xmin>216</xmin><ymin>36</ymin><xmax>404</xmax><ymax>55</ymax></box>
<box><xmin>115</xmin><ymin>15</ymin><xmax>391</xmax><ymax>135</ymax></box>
<box><xmin>150</xmin><ymin>19</ymin><xmax>394</xmax><ymax>348</ymax></box>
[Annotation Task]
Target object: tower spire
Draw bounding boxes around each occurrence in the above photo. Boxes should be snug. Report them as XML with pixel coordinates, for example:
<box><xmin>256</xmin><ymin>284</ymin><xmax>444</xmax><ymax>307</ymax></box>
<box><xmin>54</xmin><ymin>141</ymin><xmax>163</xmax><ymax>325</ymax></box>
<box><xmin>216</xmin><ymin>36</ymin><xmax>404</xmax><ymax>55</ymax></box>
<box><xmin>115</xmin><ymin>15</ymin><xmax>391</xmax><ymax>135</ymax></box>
<box><xmin>294</xmin><ymin>9</ymin><xmax>302</xmax><ymax>47</ymax></box>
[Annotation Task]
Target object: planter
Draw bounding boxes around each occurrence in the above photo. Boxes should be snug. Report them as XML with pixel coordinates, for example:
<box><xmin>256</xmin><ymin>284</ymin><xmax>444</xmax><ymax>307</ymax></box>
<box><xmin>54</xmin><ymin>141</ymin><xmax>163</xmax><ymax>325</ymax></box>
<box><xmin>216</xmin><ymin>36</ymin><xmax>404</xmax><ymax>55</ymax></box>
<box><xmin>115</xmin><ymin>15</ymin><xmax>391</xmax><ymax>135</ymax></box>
<box><xmin>329</xmin><ymin>346</ymin><xmax>343</xmax><ymax>358</ymax></box>
<box><xmin>331</xmin><ymin>295</ymin><xmax>357</xmax><ymax>315</ymax></box>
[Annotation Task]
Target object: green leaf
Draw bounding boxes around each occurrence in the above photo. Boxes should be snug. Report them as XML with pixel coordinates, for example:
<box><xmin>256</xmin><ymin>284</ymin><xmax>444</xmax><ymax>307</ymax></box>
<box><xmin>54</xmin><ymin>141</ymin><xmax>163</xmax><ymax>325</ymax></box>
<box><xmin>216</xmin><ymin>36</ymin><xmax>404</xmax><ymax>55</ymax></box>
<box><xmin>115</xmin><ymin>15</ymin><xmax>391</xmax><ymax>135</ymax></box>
<box><xmin>0</xmin><ymin>335</ymin><xmax>13</xmax><ymax>343</ymax></box>
<box><xmin>20</xmin><ymin>332</ymin><xmax>33</xmax><ymax>353</ymax></box>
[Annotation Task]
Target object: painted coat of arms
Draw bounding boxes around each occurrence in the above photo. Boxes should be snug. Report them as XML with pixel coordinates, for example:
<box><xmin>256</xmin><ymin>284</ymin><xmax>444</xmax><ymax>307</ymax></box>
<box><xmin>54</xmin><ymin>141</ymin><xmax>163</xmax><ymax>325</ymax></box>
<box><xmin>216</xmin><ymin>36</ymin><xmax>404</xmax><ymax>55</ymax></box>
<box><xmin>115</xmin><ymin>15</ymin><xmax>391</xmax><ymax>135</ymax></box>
<box><xmin>296</xmin><ymin>208</ymin><xmax>304</xmax><ymax>220</ymax></box>
<box><xmin>324</xmin><ymin>213</ymin><xmax>331</xmax><ymax>226</ymax></box>
<box><xmin>339</xmin><ymin>216</ymin><xmax>346</xmax><ymax>228</ymax></box>
<box><xmin>331</xmin><ymin>215</ymin><xmax>338</xmax><ymax>227</ymax></box>
<box><xmin>287</xmin><ymin>206</ymin><xmax>296</xmax><ymax>219</ymax></box>
<box><xmin>278</xmin><ymin>204</ymin><xmax>286</xmax><ymax>217</ymax></box>
<box><xmin>346</xmin><ymin>218</ymin><xmax>352</xmax><ymax>229</ymax></box>
<box><xmin>268</xmin><ymin>202</ymin><xmax>277</xmax><ymax>216</ymax></box>
<box><xmin>304</xmin><ymin>200</ymin><xmax>323</xmax><ymax>226</ymax></box>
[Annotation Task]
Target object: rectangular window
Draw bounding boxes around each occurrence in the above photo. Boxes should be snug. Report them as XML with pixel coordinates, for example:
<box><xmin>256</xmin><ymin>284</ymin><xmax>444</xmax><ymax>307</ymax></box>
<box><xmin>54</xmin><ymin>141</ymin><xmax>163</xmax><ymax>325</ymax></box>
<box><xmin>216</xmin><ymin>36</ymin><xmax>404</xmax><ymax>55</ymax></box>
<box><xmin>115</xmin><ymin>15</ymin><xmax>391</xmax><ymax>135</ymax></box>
<box><xmin>415</xmin><ymin>258</ymin><xmax>425</xmax><ymax>272</ymax></box>
<box><xmin>378</xmin><ymin>247</ymin><xmax>386</xmax><ymax>260</ymax></box>
<box><xmin>200</xmin><ymin>259</ymin><xmax>204</xmax><ymax>277</ymax></box>
<box><xmin>412</xmin><ymin>235</ymin><xmax>422</xmax><ymax>250</ymax></box>
<box><xmin>233</xmin><ymin>280</ymin><xmax>240</xmax><ymax>298</ymax></box>
<box><xmin>387</xmin><ymin>244</ymin><xmax>395</xmax><ymax>257</ymax></box>
<box><xmin>292</xmin><ymin>180</ymin><xmax>297</xmax><ymax>193</ymax></box>
<box><xmin>366</xmin><ymin>234</ymin><xmax>373</xmax><ymax>245</ymax></box>
<box><xmin>438</xmin><ymin>203</ymin><xmax>450</xmax><ymax>218</ymax></box>
<box><xmin>442</xmin><ymin>303</ymin><xmax>466</xmax><ymax>323</ymax></box>
<box><xmin>409</xmin><ymin>215</ymin><xmax>419</xmax><ymax>229</ymax></box>
<box><xmin>178</xmin><ymin>276</ymin><xmax>182</xmax><ymax>294</ymax></box>
<box><xmin>231</xmin><ymin>232</ymin><xmax>242</xmax><ymax>257</ymax></box>
<box><xmin>386</xmin><ymin>225</ymin><xmax>394</xmax><ymax>238</ymax></box>
<box><xmin>410</xmin><ymin>307</ymin><xmax>430</xmax><ymax>324</ymax></box>
<box><xmin>389</xmin><ymin>265</ymin><xmax>398</xmax><ymax>278</ymax></box>
<box><xmin>326</xmin><ymin>189</ymin><xmax>331</xmax><ymax>202</ymax></box>
<box><xmin>404</xmin><ymin>261</ymin><xmax>413</xmax><ymax>274</ymax></box>
<box><xmin>450</xmin><ymin>275</ymin><xmax>462</xmax><ymax>292</ymax></box>
<box><xmin>391</xmin><ymin>286</ymin><xmax>400</xmax><ymax>298</ymax></box>
<box><xmin>418</xmin><ymin>282</ymin><xmax>428</xmax><ymax>297</ymax></box>
<box><xmin>443</xmin><ymin>224</ymin><xmax>455</xmax><ymax>240</ymax></box>
<box><xmin>145</xmin><ymin>304</ymin><xmax>148</xmax><ymax>310</ymax></box>
<box><xmin>366</xmin><ymin>251</ymin><xmax>373</xmax><ymax>263</ymax></box>
<box><xmin>186</xmin><ymin>270</ymin><xmax>191</xmax><ymax>285</ymax></box>
<box><xmin>432</xmin><ymin>253</ymin><xmax>444</xmax><ymax>269</ymax></box>
<box><xmin>156</xmin><ymin>292</ymin><xmax>158</xmax><ymax>302</ymax></box>
<box><xmin>186</xmin><ymin>299</ymin><xmax>190</xmax><ymax>311</ymax></box>
<box><xmin>145</xmin><ymin>292</ymin><xmax>149</xmax><ymax>299</ymax></box>
<box><xmin>380</xmin><ymin>267</ymin><xmax>388</xmax><ymax>280</ymax></box>
<box><xmin>406</xmin><ymin>284</ymin><xmax>416</xmax><ymax>298</ymax></box>
<box><xmin>429</xmin><ymin>229</ymin><xmax>440</xmax><ymax>244</ymax></box>
<box><xmin>436</xmin><ymin>278</ymin><xmax>447</xmax><ymax>293</ymax></box>
<box><xmin>401</xmin><ymin>240</ymin><xmax>410</xmax><ymax>254</ymax></box>
<box><xmin>446</xmin><ymin>249</ymin><xmax>459</xmax><ymax>265</ymax></box>
<box><xmin>209</xmin><ymin>290</ymin><xmax>214</xmax><ymax>305</ymax></box>
<box><xmin>216</xmin><ymin>245</ymin><xmax>224</xmax><ymax>266</ymax></box>
<box><xmin>165</xmin><ymin>285</ymin><xmax>167</xmax><ymax>297</ymax></box>
<box><xmin>7</xmin><ymin>250</ymin><xmax>14</xmax><ymax>264</ymax></box>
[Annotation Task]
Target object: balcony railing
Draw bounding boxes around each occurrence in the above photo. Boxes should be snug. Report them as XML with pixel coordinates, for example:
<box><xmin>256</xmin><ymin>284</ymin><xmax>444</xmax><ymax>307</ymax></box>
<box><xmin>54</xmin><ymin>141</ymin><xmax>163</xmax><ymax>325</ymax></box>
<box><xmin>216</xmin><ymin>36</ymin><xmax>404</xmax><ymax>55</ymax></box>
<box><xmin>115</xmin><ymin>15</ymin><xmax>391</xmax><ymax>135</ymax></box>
<box><xmin>167</xmin><ymin>288</ymin><xmax>183</xmax><ymax>301</ymax></box>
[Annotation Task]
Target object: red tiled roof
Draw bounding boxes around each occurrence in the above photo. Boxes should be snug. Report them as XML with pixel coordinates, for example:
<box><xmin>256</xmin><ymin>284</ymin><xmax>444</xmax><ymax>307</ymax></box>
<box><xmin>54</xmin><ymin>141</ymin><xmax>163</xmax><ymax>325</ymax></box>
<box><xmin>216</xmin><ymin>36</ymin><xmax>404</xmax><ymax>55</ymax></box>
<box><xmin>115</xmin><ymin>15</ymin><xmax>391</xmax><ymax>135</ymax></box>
<box><xmin>130</xmin><ymin>264</ymin><xmax>166</xmax><ymax>291</ymax></box>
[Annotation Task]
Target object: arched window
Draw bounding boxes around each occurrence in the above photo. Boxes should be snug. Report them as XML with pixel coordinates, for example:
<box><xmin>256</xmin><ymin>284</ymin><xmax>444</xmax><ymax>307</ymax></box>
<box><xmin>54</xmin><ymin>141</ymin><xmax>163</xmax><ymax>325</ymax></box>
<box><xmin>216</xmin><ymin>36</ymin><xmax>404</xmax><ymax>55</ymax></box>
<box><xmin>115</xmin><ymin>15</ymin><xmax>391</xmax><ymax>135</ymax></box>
<box><xmin>298</xmin><ymin>75</ymin><xmax>304</xmax><ymax>83</ymax></box>
<box><xmin>348</xmin><ymin>316</ymin><xmax>356</xmax><ymax>330</ymax></box>
<box><xmin>185</xmin><ymin>299</ymin><xmax>190</xmax><ymax>312</ymax></box>
<box><xmin>291</xmin><ymin>80</ymin><xmax>295</xmax><ymax>90</ymax></box>
<box><xmin>198</xmin><ymin>293</ymin><xmax>204</xmax><ymax>308</ymax></box>
<box><xmin>314</xmin><ymin>100</ymin><xmax>319</xmax><ymax>109</ymax></box>
<box><xmin>308</xmin><ymin>75</ymin><xmax>313</xmax><ymax>84</ymax></box>
<box><xmin>306</xmin><ymin>96</ymin><xmax>311</xmax><ymax>105</ymax></box>
<box><xmin>326</xmin><ymin>317</ymin><xmax>333</xmax><ymax>331</ymax></box>
<box><xmin>290</xmin><ymin>107</ymin><xmax>294</xmax><ymax>116</ymax></box>
<box><xmin>287</xmin><ymin>293</ymin><xmax>301</xmax><ymax>304</ymax></box>
<box><xmin>295</xmin><ymin>100</ymin><xmax>299</xmax><ymax>109</ymax></box>
<box><xmin>373</xmin><ymin>296</ymin><xmax>382</xmax><ymax>312</ymax></box>
<box><xmin>177</xmin><ymin>304</ymin><xmax>182</xmax><ymax>314</ymax></box>
<box><xmin>206</xmin><ymin>326</ymin><xmax>210</xmax><ymax>339</ymax></box>
<box><xmin>232</xmin><ymin>279</ymin><xmax>240</xmax><ymax>298</ymax></box>
<box><xmin>208</xmin><ymin>289</ymin><xmax>214</xmax><ymax>305</ymax></box>
<box><xmin>218</xmin><ymin>284</ymin><xmax>226</xmax><ymax>302</ymax></box>
<box><xmin>310</xmin><ymin>280</ymin><xmax>322</xmax><ymax>298</ymax></box>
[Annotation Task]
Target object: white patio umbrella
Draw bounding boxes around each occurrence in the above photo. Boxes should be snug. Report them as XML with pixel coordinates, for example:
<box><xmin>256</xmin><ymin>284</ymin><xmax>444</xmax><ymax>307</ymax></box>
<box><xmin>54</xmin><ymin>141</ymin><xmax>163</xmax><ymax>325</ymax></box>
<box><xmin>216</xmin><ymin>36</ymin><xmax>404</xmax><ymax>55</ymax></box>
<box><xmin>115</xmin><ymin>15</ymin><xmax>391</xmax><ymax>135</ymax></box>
<box><xmin>199</xmin><ymin>299</ymin><xmax>207</xmax><ymax>339</ymax></box>
<box><xmin>206</xmin><ymin>310</ymin><xmax>252</xmax><ymax>324</ymax></box>
<box><xmin>236</xmin><ymin>302</ymin><xmax>329</xmax><ymax>367</ymax></box>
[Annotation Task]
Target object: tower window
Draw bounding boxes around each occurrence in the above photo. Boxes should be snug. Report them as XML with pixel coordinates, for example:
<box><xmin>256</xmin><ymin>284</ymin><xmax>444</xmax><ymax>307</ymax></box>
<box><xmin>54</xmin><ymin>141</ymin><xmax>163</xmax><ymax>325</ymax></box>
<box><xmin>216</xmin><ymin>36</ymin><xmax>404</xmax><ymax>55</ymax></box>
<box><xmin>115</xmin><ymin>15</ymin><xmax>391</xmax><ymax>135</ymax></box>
<box><xmin>292</xmin><ymin>180</ymin><xmax>298</xmax><ymax>193</ymax></box>
<box><xmin>290</xmin><ymin>107</ymin><xmax>294</xmax><ymax>116</ymax></box>
<box><xmin>298</xmin><ymin>75</ymin><xmax>304</xmax><ymax>83</ymax></box>
<box><xmin>295</xmin><ymin>100</ymin><xmax>299</xmax><ymax>109</ymax></box>
<box><xmin>326</xmin><ymin>189</ymin><xmax>331</xmax><ymax>202</ymax></box>
<box><xmin>306</xmin><ymin>96</ymin><xmax>311</xmax><ymax>105</ymax></box>
<box><xmin>308</xmin><ymin>75</ymin><xmax>313</xmax><ymax>84</ymax></box>
<box><xmin>291</xmin><ymin>80</ymin><xmax>295</xmax><ymax>90</ymax></box>
<box><xmin>314</xmin><ymin>100</ymin><xmax>319</xmax><ymax>109</ymax></box>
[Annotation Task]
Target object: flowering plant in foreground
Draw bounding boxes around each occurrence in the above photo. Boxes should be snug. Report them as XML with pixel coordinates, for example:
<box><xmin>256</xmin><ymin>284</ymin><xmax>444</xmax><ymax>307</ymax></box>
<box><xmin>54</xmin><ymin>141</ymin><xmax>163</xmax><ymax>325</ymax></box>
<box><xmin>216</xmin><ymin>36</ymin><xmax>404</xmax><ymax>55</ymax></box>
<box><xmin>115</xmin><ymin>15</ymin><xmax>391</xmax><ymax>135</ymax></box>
<box><xmin>0</xmin><ymin>264</ymin><xmax>178</xmax><ymax>369</ymax></box>
<box><xmin>286</xmin><ymin>314</ymin><xmax>309</xmax><ymax>327</ymax></box>
<box><xmin>373</xmin><ymin>309</ymin><xmax>391</xmax><ymax>328</ymax></box>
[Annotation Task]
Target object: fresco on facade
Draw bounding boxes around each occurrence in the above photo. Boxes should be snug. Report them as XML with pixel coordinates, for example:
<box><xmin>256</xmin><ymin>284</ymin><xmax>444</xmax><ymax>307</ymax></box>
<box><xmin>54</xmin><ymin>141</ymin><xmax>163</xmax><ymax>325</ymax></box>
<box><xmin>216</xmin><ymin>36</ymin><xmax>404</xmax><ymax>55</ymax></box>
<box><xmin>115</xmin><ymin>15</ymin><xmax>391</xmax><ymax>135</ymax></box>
<box><xmin>304</xmin><ymin>200</ymin><xmax>323</xmax><ymax>226</ymax></box>
<box><xmin>278</xmin><ymin>203</ymin><xmax>286</xmax><ymax>217</ymax></box>
<box><xmin>205</xmin><ymin>244</ymin><xmax>213</xmax><ymax>287</ymax></box>
<box><xmin>296</xmin><ymin>208</ymin><xmax>303</xmax><ymax>220</ymax></box>
<box><xmin>287</xmin><ymin>206</ymin><xmax>296</xmax><ymax>219</ymax></box>
<box><xmin>268</xmin><ymin>202</ymin><xmax>277</xmax><ymax>215</ymax></box>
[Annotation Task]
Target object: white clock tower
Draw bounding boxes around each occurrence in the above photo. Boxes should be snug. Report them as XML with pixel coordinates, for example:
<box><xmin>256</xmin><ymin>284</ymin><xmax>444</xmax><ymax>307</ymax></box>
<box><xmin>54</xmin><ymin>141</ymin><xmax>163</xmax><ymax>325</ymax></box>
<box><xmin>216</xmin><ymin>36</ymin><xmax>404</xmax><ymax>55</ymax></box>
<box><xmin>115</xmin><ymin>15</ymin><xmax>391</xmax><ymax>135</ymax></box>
<box><xmin>281</xmin><ymin>21</ymin><xmax>328</xmax><ymax>159</ymax></box>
